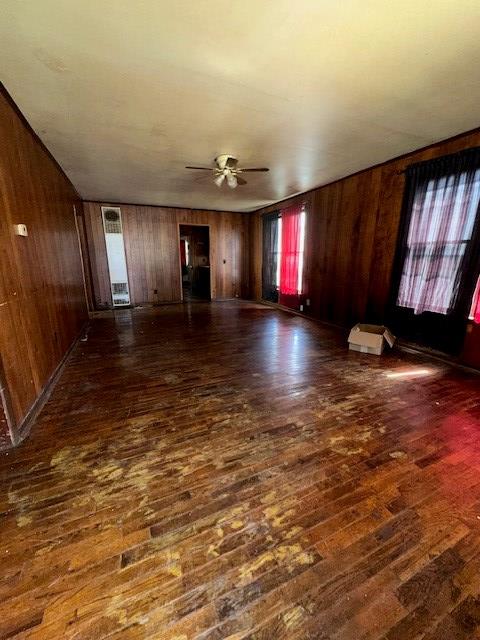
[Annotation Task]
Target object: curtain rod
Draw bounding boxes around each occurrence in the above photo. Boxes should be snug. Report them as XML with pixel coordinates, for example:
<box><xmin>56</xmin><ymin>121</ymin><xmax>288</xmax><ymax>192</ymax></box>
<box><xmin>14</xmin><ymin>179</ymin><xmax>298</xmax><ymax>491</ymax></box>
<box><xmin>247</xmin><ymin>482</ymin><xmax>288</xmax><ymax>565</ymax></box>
<box><xmin>396</xmin><ymin>146</ymin><xmax>480</xmax><ymax>177</ymax></box>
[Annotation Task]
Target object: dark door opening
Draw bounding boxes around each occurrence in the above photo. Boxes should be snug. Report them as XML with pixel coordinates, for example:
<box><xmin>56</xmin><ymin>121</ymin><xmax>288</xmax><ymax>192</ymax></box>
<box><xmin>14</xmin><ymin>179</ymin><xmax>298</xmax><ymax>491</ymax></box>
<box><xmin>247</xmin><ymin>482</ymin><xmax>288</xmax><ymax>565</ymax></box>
<box><xmin>179</xmin><ymin>225</ymin><xmax>211</xmax><ymax>301</ymax></box>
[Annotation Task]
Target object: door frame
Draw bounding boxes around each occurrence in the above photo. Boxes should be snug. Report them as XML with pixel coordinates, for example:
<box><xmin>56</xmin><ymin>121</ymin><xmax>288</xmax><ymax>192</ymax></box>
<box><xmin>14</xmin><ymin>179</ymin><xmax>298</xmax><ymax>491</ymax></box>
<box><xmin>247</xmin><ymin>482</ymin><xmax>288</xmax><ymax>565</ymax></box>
<box><xmin>177</xmin><ymin>223</ymin><xmax>212</xmax><ymax>301</ymax></box>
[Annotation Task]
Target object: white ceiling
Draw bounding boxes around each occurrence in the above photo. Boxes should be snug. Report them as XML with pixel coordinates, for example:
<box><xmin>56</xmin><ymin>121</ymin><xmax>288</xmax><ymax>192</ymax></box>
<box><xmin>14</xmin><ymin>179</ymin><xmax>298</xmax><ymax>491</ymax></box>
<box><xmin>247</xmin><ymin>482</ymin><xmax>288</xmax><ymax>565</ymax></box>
<box><xmin>2</xmin><ymin>1</ymin><xmax>480</xmax><ymax>212</ymax></box>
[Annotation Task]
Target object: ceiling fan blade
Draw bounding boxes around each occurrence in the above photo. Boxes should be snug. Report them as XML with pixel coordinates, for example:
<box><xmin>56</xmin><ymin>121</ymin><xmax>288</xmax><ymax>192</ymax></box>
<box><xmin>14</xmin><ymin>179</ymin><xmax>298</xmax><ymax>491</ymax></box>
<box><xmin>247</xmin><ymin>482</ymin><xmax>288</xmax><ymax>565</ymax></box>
<box><xmin>239</xmin><ymin>167</ymin><xmax>269</xmax><ymax>172</ymax></box>
<box><xmin>226</xmin><ymin>173</ymin><xmax>237</xmax><ymax>189</ymax></box>
<box><xmin>185</xmin><ymin>166</ymin><xmax>213</xmax><ymax>170</ymax></box>
<box><xmin>236</xmin><ymin>176</ymin><xmax>247</xmax><ymax>186</ymax></box>
<box><xmin>214</xmin><ymin>174</ymin><xmax>225</xmax><ymax>188</ymax></box>
<box><xmin>194</xmin><ymin>173</ymin><xmax>212</xmax><ymax>183</ymax></box>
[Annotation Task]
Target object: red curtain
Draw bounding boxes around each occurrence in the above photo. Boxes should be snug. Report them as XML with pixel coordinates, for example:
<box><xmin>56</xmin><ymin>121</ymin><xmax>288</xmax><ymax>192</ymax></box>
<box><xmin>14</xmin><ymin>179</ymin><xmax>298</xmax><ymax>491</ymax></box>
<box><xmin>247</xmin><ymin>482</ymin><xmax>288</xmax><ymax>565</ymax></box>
<box><xmin>471</xmin><ymin>276</ymin><xmax>480</xmax><ymax>323</ymax></box>
<box><xmin>279</xmin><ymin>204</ymin><xmax>302</xmax><ymax>307</ymax></box>
<box><xmin>180</xmin><ymin>239</ymin><xmax>186</xmax><ymax>266</ymax></box>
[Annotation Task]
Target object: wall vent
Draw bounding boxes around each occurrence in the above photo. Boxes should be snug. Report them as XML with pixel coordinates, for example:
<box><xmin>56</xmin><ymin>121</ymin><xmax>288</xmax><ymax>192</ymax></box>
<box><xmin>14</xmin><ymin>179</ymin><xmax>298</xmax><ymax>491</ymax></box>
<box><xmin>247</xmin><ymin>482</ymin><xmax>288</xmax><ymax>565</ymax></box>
<box><xmin>112</xmin><ymin>282</ymin><xmax>128</xmax><ymax>295</ymax></box>
<box><xmin>103</xmin><ymin>208</ymin><xmax>122</xmax><ymax>233</ymax></box>
<box><xmin>101</xmin><ymin>207</ymin><xmax>131</xmax><ymax>307</ymax></box>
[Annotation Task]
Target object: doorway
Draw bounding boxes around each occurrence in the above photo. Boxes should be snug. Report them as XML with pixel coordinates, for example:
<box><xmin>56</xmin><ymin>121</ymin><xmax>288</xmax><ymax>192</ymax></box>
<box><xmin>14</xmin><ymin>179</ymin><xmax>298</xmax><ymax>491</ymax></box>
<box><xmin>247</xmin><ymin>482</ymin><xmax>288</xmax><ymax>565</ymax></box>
<box><xmin>179</xmin><ymin>224</ymin><xmax>211</xmax><ymax>301</ymax></box>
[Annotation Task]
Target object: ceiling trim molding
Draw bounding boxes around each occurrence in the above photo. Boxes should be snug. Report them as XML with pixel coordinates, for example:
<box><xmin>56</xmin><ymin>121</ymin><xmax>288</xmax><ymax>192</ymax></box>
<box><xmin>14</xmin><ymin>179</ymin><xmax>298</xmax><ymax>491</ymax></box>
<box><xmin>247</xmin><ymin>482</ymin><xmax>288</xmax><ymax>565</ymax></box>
<box><xmin>249</xmin><ymin>125</ymin><xmax>480</xmax><ymax>215</ymax></box>
<box><xmin>84</xmin><ymin>199</ymin><xmax>243</xmax><ymax>215</ymax></box>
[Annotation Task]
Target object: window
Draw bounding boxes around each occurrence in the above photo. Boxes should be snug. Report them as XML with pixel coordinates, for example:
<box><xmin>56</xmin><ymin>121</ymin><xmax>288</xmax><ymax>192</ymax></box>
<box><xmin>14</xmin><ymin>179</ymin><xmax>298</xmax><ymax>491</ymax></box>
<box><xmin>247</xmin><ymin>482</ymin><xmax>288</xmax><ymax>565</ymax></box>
<box><xmin>390</xmin><ymin>147</ymin><xmax>480</xmax><ymax>354</ymax></box>
<box><xmin>261</xmin><ymin>212</ymin><xmax>280</xmax><ymax>303</ymax></box>
<box><xmin>297</xmin><ymin>208</ymin><xmax>306</xmax><ymax>294</ymax></box>
<box><xmin>396</xmin><ymin>165</ymin><xmax>480</xmax><ymax>316</ymax></box>
<box><xmin>278</xmin><ymin>203</ymin><xmax>306</xmax><ymax>308</ymax></box>
<box><xmin>262</xmin><ymin>204</ymin><xmax>306</xmax><ymax>309</ymax></box>
<box><xmin>275</xmin><ymin>216</ymin><xmax>282</xmax><ymax>288</ymax></box>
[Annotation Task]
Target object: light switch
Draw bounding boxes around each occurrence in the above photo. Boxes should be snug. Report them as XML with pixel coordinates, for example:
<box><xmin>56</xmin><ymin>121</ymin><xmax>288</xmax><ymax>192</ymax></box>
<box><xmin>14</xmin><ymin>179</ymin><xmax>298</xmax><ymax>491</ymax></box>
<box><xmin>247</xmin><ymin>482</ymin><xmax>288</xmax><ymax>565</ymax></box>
<box><xmin>14</xmin><ymin>224</ymin><xmax>28</xmax><ymax>237</ymax></box>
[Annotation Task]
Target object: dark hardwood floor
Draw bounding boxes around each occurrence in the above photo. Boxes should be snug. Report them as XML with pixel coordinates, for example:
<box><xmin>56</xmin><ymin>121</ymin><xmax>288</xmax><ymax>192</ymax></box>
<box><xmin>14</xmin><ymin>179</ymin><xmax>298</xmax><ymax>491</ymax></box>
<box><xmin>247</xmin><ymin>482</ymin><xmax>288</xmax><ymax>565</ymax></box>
<box><xmin>1</xmin><ymin>301</ymin><xmax>480</xmax><ymax>640</ymax></box>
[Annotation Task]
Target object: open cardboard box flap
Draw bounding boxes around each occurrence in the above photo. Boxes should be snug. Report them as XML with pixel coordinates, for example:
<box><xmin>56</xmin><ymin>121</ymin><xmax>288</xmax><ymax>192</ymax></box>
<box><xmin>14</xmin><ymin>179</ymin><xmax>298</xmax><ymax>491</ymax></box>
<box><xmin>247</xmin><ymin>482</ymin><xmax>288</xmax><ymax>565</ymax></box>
<box><xmin>382</xmin><ymin>327</ymin><xmax>396</xmax><ymax>348</ymax></box>
<box><xmin>348</xmin><ymin>323</ymin><xmax>396</xmax><ymax>352</ymax></box>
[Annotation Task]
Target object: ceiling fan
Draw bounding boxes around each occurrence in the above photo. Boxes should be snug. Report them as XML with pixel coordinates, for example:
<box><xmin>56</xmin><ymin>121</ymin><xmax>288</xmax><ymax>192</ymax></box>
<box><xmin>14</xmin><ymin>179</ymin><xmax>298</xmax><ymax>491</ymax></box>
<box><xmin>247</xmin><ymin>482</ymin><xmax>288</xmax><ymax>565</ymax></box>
<box><xmin>185</xmin><ymin>154</ymin><xmax>269</xmax><ymax>189</ymax></box>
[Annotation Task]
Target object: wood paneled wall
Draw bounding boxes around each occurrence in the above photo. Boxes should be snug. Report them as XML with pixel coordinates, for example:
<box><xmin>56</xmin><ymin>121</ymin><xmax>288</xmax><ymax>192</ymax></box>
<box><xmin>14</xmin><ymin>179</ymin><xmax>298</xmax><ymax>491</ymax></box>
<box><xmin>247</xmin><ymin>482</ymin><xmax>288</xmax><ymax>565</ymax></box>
<box><xmin>83</xmin><ymin>202</ymin><xmax>250</xmax><ymax>307</ymax></box>
<box><xmin>462</xmin><ymin>323</ymin><xmax>480</xmax><ymax>368</ymax></box>
<box><xmin>250</xmin><ymin>129</ymin><xmax>480</xmax><ymax>331</ymax></box>
<box><xmin>0</xmin><ymin>87</ymin><xmax>88</xmax><ymax>446</ymax></box>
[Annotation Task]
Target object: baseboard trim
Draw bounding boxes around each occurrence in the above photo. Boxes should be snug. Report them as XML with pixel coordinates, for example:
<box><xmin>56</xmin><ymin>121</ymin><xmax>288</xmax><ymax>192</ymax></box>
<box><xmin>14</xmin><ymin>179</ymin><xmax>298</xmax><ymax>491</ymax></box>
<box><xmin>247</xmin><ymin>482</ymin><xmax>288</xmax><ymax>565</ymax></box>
<box><xmin>90</xmin><ymin>298</ymin><xmax>244</xmax><ymax>316</ymax></box>
<box><xmin>253</xmin><ymin>298</ymin><xmax>480</xmax><ymax>375</ymax></box>
<box><xmin>253</xmin><ymin>298</ymin><xmax>346</xmax><ymax>331</ymax></box>
<box><xmin>1</xmin><ymin>321</ymin><xmax>90</xmax><ymax>450</ymax></box>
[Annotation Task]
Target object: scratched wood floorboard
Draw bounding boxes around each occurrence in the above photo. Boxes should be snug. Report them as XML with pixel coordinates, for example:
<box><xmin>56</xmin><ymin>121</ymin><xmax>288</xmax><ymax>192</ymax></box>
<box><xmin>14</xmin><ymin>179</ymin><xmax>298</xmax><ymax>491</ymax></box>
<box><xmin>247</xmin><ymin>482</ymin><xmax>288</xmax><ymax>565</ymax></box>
<box><xmin>1</xmin><ymin>301</ymin><xmax>480</xmax><ymax>640</ymax></box>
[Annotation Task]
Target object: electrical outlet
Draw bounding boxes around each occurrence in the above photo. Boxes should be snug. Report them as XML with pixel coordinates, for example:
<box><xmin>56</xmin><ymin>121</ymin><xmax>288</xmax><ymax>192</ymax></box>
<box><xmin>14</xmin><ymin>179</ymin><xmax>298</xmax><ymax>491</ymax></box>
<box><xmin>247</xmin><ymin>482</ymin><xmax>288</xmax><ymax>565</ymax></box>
<box><xmin>299</xmin><ymin>304</ymin><xmax>304</xmax><ymax>312</ymax></box>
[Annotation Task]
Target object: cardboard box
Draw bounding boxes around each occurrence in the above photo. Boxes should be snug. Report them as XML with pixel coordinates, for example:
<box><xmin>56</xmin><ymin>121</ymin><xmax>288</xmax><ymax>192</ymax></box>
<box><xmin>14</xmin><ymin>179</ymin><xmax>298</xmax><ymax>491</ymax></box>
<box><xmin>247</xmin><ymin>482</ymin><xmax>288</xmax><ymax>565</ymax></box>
<box><xmin>348</xmin><ymin>323</ymin><xmax>396</xmax><ymax>355</ymax></box>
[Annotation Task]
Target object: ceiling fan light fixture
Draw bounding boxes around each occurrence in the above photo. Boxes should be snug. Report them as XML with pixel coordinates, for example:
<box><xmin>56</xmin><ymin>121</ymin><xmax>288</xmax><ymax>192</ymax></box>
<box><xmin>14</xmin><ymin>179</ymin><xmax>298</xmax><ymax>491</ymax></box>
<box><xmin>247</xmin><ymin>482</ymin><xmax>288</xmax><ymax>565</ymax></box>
<box><xmin>214</xmin><ymin>174</ymin><xmax>225</xmax><ymax>187</ymax></box>
<box><xmin>226</xmin><ymin>172</ymin><xmax>237</xmax><ymax>189</ymax></box>
<box><xmin>186</xmin><ymin>155</ymin><xmax>268</xmax><ymax>189</ymax></box>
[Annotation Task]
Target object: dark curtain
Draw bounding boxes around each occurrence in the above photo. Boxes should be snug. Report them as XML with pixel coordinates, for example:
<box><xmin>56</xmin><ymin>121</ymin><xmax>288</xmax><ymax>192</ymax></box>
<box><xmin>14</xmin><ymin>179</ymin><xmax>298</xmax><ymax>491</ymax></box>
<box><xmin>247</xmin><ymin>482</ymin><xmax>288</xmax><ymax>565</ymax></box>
<box><xmin>389</xmin><ymin>147</ymin><xmax>480</xmax><ymax>353</ymax></box>
<box><xmin>262</xmin><ymin>212</ymin><xmax>279</xmax><ymax>302</ymax></box>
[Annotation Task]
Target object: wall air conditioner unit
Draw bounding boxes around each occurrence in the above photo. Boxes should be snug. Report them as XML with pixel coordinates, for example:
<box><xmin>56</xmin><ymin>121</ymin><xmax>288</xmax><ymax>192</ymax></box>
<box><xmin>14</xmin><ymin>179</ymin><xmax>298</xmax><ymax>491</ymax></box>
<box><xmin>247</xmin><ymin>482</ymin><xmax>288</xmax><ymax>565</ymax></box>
<box><xmin>101</xmin><ymin>207</ymin><xmax>131</xmax><ymax>307</ymax></box>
